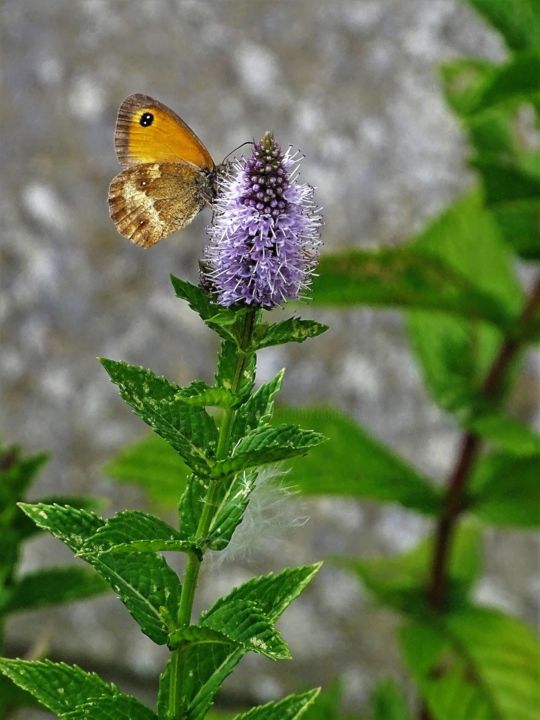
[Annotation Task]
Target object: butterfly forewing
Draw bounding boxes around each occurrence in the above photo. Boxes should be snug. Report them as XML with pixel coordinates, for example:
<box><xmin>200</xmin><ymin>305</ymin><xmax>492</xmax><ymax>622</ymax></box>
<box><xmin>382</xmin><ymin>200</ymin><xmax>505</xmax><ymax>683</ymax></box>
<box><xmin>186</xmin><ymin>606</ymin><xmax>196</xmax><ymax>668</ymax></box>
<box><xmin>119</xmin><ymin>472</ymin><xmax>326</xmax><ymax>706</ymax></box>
<box><xmin>108</xmin><ymin>162</ymin><xmax>209</xmax><ymax>248</ymax></box>
<box><xmin>114</xmin><ymin>93</ymin><xmax>214</xmax><ymax>169</ymax></box>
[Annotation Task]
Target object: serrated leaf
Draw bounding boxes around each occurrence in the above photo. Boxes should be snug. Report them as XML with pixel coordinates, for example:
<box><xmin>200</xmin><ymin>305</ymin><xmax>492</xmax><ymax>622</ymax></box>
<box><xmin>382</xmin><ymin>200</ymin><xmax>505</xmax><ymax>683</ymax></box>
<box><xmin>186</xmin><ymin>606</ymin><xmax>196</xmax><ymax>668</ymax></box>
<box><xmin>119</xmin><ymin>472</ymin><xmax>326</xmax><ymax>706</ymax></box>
<box><xmin>170</xmin><ymin>275</ymin><xmax>216</xmax><ymax>322</ymax></box>
<box><xmin>62</xmin><ymin>695</ymin><xmax>157</xmax><ymax>720</ymax></box>
<box><xmin>252</xmin><ymin>318</ymin><xmax>328</xmax><ymax>350</ymax></box>
<box><xmin>0</xmin><ymin>659</ymin><xmax>118</xmax><ymax>715</ymax></box>
<box><xmin>81</xmin><ymin>510</ymin><xmax>185</xmax><ymax>553</ymax></box>
<box><xmin>100</xmin><ymin>359</ymin><xmax>218</xmax><ymax>475</ymax></box>
<box><xmin>20</xmin><ymin>503</ymin><xmax>180</xmax><ymax>644</ymax></box>
<box><xmin>401</xmin><ymin>607</ymin><xmax>540</xmax><ymax>720</ymax></box>
<box><xmin>201</xmin><ymin>599</ymin><xmax>290</xmax><ymax>660</ymax></box>
<box><xmin>1</xmin><ymin>566</ymin><xmax>107</xmax><ymax>614</ymax></box>
<box><xmin>205</xmin><ymin>563</ymin><xmax>321</xmax><ymax>623</ymax></box>
<box><xmin>340</xmin><ymin>523</ymin><xmax>482</xmax><ymax>615</ymax></box>
<box><xmin>231</xmin><ymin>371</ymin><xmax>285</xmax><ymax>442</ymax></box>
<box><xmin>466</xmin><ymin>0</ymin><xmax>540</xmax><ymax>51</ymax></box>
<box><xmin>273</xmin><ymin>406</ymin><xmax>440</xmax><ymax>514</ymax></box>
<box><xmin>160</xmin><ymin>565</ymin><xmax>320</xmax><ymax>720</ymax></box>
<box><xmin>206</xmin><ymin>470</ymin><xmax>257</xmax><ymax>550</ymax></box>
<box><xmin>104</xmin><ymin>434</ymin><xmax>190</xmax><ymax>507</ymax></box>
<box><xmin>233</xmin><ymin>689</ymin><xmax>320</xmax><ymax>720</ymax></box>
<box><xmin>371</xmin><ymin>679</ymin><xmax>410</xmax><ymax>720</ymax></box>
<box><xmin>310</xmin><ymin>245</ymin><xmax>514</xmax><ymax>330</ymax></box>
<box><xmin>468</xmin><ymin>452</ymin><xmax>540</xmax><ymax>527</ymax></box>
<box><xmin>213</xmin><ymin>424</ymin><xmax>324</xmax><ymax>478</ymax></box>
<box><xmin>178</xmin><ymin>473</ymin><xmax>209</xmax><ymax>540</ymax></box>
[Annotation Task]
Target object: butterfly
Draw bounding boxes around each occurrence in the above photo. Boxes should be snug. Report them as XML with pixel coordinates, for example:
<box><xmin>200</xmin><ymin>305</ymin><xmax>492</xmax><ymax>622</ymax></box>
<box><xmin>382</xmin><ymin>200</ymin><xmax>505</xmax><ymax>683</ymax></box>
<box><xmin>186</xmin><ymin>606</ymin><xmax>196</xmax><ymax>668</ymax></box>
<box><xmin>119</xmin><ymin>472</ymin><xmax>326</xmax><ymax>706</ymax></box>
<box><xmin>108</xmin><ymin>94</ymin><xmax>216</xmax><ymax>248</ymax></box>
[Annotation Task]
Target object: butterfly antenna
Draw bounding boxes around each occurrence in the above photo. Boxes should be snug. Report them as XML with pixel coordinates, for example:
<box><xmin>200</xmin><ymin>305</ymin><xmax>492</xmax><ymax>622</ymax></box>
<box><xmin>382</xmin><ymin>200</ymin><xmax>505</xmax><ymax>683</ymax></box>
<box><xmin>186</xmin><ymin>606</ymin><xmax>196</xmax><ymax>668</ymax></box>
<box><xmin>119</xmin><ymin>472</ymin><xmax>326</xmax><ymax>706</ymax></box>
<box><xmin>221</xmin><ymin>141</ymin><xmax>254</xmax><ymax>164</ymax></box>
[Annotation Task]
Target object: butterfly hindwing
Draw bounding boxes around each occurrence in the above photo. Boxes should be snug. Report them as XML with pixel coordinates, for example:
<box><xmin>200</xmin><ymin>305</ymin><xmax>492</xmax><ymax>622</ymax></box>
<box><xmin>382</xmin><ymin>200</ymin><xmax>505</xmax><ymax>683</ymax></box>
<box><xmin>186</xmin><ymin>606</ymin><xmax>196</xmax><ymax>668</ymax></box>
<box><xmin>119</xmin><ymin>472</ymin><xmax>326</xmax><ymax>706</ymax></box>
<box><xmin>108</xmin><ymin>162</ymin><xmax>210</xmax><ymax>248</ymax></box>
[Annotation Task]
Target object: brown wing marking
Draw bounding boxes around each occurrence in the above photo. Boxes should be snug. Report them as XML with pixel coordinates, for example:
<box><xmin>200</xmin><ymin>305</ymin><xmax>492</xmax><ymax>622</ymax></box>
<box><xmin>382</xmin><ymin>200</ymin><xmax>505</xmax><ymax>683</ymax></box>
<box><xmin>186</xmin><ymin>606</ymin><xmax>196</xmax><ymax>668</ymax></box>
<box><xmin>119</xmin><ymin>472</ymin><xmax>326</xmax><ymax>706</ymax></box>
<box><xmin>108</xmin><ymin>162</ymin><xmax>208</xmax><ymax>248</ymax></box>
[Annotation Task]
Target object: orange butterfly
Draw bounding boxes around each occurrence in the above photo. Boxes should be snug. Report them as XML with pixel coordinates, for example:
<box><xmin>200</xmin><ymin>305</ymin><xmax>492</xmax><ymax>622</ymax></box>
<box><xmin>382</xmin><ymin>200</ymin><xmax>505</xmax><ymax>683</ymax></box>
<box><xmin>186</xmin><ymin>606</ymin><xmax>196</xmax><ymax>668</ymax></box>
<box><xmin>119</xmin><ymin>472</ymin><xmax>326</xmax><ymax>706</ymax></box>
<box><xmin>108</xmin><ymin>94</ymin><xmax>216</xmax><ymax>248</ymax></box>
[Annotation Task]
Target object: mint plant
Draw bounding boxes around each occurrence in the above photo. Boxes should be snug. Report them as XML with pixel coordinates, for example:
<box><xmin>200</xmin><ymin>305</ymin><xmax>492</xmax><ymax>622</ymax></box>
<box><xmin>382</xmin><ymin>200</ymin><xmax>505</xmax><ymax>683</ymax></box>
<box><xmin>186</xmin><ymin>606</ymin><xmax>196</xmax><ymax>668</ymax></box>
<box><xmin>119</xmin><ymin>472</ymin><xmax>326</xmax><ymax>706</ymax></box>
<box><xmin>0</xmin><ymin>442</ymin><xmax>107</xmax><ymax>718</ymax></box>
<box><xmin>105</xmin><ymin>3</ymin><xmax>540</xmax><ymax>718</ymax></box>
<box><xmin>0</xmin><ymin>133</ymin><xmax>327</xmax><ymax>719</ymax></box>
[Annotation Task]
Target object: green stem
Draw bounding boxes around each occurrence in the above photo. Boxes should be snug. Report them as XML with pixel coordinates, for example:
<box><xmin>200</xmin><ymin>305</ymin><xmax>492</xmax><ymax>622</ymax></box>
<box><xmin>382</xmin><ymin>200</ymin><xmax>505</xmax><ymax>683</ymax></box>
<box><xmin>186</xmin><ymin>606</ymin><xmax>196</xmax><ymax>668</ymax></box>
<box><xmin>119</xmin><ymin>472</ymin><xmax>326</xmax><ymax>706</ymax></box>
<box><xmin>167</xmin><ymin>309</ymin><xmax>257</xmax><ymax>719</ymax></box>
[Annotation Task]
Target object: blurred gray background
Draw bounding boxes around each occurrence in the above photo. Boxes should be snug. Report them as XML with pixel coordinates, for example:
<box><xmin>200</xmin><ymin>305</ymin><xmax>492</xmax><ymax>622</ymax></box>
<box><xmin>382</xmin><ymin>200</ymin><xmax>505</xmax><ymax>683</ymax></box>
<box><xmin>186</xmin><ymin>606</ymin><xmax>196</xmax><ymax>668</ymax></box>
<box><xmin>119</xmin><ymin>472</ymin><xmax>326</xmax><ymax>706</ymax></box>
<box><xmin>1</xmin><ymin>0</ymin><xmax>538</xmax><ymax>716</ymax></box>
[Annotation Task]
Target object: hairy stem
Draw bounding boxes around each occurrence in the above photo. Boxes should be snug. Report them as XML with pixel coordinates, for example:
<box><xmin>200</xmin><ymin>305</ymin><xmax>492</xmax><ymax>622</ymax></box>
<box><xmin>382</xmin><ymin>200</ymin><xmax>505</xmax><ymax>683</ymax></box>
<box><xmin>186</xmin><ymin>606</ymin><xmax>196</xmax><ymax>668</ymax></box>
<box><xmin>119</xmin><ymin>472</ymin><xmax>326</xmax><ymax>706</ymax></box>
<box><xmin>168</xmin><ymin>309</ymin><xmax>257</xmax><ymax>719</ymax></box>
<box><xmin>419</xmin><ymin>276</ymin><xmax>540</xmax><ymax>718</ymax></box>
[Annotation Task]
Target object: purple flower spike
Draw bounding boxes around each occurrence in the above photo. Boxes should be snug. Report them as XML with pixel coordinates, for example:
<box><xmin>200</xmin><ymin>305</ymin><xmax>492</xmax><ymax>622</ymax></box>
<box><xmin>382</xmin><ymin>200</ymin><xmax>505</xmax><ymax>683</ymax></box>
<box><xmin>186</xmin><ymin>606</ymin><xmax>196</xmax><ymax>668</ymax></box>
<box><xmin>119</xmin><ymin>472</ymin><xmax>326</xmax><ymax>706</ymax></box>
<box><xmin>202</xmin><ymin>132</ymin><xmax>322</xmax><ymax>309</ymax></box>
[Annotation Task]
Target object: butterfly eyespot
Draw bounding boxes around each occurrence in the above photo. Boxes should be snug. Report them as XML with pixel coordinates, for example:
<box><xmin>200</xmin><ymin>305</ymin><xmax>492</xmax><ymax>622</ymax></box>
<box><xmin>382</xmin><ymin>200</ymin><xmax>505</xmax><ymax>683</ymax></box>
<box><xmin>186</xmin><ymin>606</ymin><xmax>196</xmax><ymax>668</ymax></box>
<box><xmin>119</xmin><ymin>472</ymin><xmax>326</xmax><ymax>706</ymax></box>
<box><xmin>139</xmin><ymin>219</ymin><xmax>146</xmax><ymax>226</ymax></box>
<box><xmin>139</xmin><ymin>180</ymin><xmax>148</xmax><ymax>188</ymax></box>
<box><xmin>140</xmin><ymin>112</ymin><xmax>154</xmax><ymax>127</ymax></box>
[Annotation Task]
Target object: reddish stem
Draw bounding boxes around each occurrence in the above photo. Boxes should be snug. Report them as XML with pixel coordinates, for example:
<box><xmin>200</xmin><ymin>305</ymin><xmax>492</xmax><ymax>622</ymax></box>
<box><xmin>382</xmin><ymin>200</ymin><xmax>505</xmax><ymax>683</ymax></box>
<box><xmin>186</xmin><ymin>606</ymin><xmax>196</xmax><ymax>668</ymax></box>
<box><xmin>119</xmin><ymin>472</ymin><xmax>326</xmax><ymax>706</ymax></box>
<box><xmin>419</xmin><ymin>276</ymin><xmax>540</xmax><ymax>716</ymax></box>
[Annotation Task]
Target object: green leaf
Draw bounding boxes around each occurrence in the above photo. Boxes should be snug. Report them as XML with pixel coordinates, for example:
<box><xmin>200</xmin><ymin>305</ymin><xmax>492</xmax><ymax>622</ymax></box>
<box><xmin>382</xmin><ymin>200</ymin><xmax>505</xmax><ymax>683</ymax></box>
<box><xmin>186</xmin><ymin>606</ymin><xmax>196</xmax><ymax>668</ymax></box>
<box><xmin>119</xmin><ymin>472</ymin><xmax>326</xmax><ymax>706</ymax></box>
<box><xmin>0</xmin><ymin>674</ymin><xmax>40</xmax><ymax>712</ymax></box>
<box><xmin>301</xmin><ymin>682</ymin><xmax>354</xmax><ymax>720</ymax></box>
<box><xmin>440</xmin><ymin>59</ymin><xmax>497</xmax><ymax>117</ymax></box>
<box><xmin>231</xmin><ymin>370</ymin><xmax>285</xmax><ymax>442</ymax></box>
<box><xmin>160</xmin><ymin>565</ymin><xmax>320</xmax><ymax>720</ymax></box>
<box><xmin>0</xmin><ymin>446</ymin><xmax>49</xmax><ymax>503</ymax></box>
<box><xmin>252</xmin><ymin>318</ymin><xmax>328</xmax><ymax>350</ymax></box>
<box><xmin>205</xmin><ymin>563</ymin><xmax>322</xmax><ymax>623</ymax></box>
<box><xmin>466</xmin><ymin>0</ymin><xmax>540</xmax><ymax>51</ymax></box>
<box><xmin>20</xmin><ymin>503</ymin><xmax>180</xmax><ymax>644</ymax></box>
<box><xmin>310</xmin><ymin>246</ymin><xmax>512</xmax><ymax>329</ymax></box>
<box><xmin>81</xmin><ymin>510</ymin><xmax>190</xmax><ymax>554</ymax></box>
<box><xmin>178</xmin><ymin>473</ymin><xmax>209</xmax><ymax>540</ymax></box>
<box><xmin>468</xmin><ymin>452</ymin><xmax>540</xmax><ymax>527</ymax></box>
<box><xmin>0</xmin><ymin>659</ymin><xmax>118</xmax><ymax>715</ymax></box>
<box><xmin>100</xmin><ymin>359</ymin><xmax>218</xmax><ymax>475</ymax></box>
<box><xmin>466</xmin><ymin>414</ymin><xmax>540</xmax><ymax>456</ymax></box>
<box><xmin>104</xmin><ymin>434</ymin><xmax>190</xmax><ymax>507</ymax></box>
<box><xmin>62</xmin><ymin>696</ymin><xmax>157</xmax><ymax>720</ymax></box>
<box><xmin>206</xmin><ymin>470</ymin><xmax>257</xmax><ymax>550</ymax></box>
<box><xmin>401</xmin><ymin>607</ymin><xmax>540</xmax><ymax>719</ymax></box>
<box><xmin>169</xmin><ymin>275</ymin><xmax>216</xmax><ymax>323</ymax></box>
<box><xmin>273</xmin><ymin>406</ymin><xmax>440</xmax><ymax>514</ymax></box>
<box><xmin>201</xmin><ymin>599</ymin><xmax>290</xmax><ymax>660</ymax></box>
<box><xmin>1</xmin><ymin>566</ymin><xmax>107</xmax><ymax>614</ymax></box>
<box><xmin>232</xmin><ymin>689</ymin><xmax>320</xmax><ymax>720</ymax></box>
<box><xmin>340</xmin><ymin>523</ymin><xmax>482</xmax><ymax>615</ymax></box>
<box><xmin>371</xmin><ymin>678</ymin><xmax>411</xmax><ymax>720</ymax></box>
<box><xmin>213</xmin><ymin>424</ymin><xmax>324</xmax><ymax>478</ymax></box>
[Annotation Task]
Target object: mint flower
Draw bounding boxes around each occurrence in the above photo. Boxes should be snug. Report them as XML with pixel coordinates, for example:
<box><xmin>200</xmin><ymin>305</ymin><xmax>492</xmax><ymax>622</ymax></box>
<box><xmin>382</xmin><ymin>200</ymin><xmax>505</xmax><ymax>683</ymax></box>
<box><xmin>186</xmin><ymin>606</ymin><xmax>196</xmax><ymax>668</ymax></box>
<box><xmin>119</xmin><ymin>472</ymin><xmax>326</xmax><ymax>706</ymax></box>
<box><xmin>202</xmin><ymin>132</ymin><xmax>322</xmax><ymax>308</ymax></box>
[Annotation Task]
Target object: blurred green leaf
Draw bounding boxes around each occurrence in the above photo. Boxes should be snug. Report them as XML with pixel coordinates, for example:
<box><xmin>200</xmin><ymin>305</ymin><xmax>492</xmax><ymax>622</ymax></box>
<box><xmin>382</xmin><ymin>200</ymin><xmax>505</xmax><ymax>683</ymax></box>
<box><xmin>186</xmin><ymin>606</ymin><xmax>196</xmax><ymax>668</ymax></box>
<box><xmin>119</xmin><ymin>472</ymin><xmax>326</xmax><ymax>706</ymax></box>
<box><xmin>340</xmin><ymin>523</ymin><xmax>482</xmax><ymax>615</ymax></box>
<box><xmin>104</xmin><ymin>434</ymin><xmax>189</xmax><ymax>507</ymax></box>
<box><xmin>466</xmin><ymin>414</ymin><xmax>540</xmax><ymax>456</ymax></box>
<box><xmin>310</xmin><ymin>246</ymin><xmax>513</xmax><ymax>330</ymax></box>
<box><xmin>371</xmin><ymin>679</ymin><xmax>410</xmax><ymax>720</ymax></box>
<box><xmin>401</xmin><ymin>606</ymin><xmax>540</xmax><ymax>719</ymax></box>
<box><xmin>466</xmin><ymin>0</ymin><xmax>540</xmax><ymax>52</ymax></box>
<box><xmin>302</xmin><ymin>682</ymin><xmax>354</xmax><ymax>720</ymax></box>
<box><xmin>232</xmin><ymin>690</ymin><xmax>320</xmax><ymax>720</ymax></box>
<box><xmin>274</xmin><ymin>406</ymin><xmax>440</xmax><ymax>514</ymax></box>
<box><xmin>468</xmin><ymin>452</ymin><xmax>540</xmax><ymax>527</ymax></box>
<box><xmin>0</xmin><ymin>674</ymin><xmax>41</xmax><ymax>713</ymax></box>
<box><xmin>1</xmin><ymin>566</ymin><xmax>107</xmax><ymax>614</ymax></box>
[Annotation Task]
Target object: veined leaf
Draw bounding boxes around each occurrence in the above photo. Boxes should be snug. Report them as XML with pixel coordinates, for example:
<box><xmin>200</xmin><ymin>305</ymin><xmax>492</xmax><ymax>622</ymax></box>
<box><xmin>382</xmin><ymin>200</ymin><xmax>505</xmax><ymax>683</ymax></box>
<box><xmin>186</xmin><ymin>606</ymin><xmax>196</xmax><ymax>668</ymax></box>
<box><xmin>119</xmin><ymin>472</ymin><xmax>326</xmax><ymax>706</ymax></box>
<box><xmin>100</xmin><ymin>359</ymin><xmax>218</xmax><ymax>476</ymax></box>
<box><xmin>1</xmin><ymin>566</ymin><xmax>107</xmax><ymax>614</ymax></box>
<box><xmin>0</xmin><ymin>659</ymin><xmax>118</xmax><ymax>716</ymax></box>
<box><xmin>213</xmin><ymin>424</ymin><xmax>324</xmax><ymax>478</ymax></box>
<box><xmin>81</xmin><ymin>510</ymin><xmax>186</xmax><ymax>553</ymax></box>
<box><xmin>161</xmin><ymin>565</ymin><xmax>321</xmax><ymax>720</ymax></box>
<box><xmin>215</xmin><ymin>340</ymin><xmax>256</xmax><ymax>399</ymax></box>
<box><xmin>19</xmin><ymin>503</ymin><xmax>180</xmax><ymax>645</ymax></box>
<box><xmin>401</xmin><ymin>607</ymin><xmax>540</xmax><ymax>719</ymax></box>
<box><xmin>232</xmin><ymin>689</ymin><xmax>320</xmax><ymax>719</ymax></box>
<box><xmin>273</xmin><ymin>406</ymin><xmax>440</xmax><ymax>515</ymax></box>
<box><xmin>466</xmin><ymin>0</ymin><xmax>540</xmax><ymax>52</ymax></box>
<box><xmin>252</xmin><ymin>318</ymin><xmax>328</xmax><ymax>350</ymax></box>
<box><xmin>468</xmin><ymin>452</ymin><xmax>540</xmax><ymax>527</ymax></box>
<box><xmin>201</xmin><ymin>599</ymin><xmax>290</xmax><ymax>660</ymax></box>
<box><xmin>62</xmin><ymin>695</ymin><xmax>157</xmax><ymax>720</ymax></box>
<box><xmin>340</xmin><ymin>523</ymin><xmax>482</xmax><ymax>615</ymax></box>
<box><xmin>104</xmin><ymin>434</ymin><xmax>190</xmax><ymax>507</ymax></box>
<box><xmin>206</xmin><ymin>470</ymin><xmax>257</xmax><ymax>551</ymax></box>
<box><xmin>310</xmin><ymin>246</ymin><xmax>513</xmax><ymax>330</ymax></box>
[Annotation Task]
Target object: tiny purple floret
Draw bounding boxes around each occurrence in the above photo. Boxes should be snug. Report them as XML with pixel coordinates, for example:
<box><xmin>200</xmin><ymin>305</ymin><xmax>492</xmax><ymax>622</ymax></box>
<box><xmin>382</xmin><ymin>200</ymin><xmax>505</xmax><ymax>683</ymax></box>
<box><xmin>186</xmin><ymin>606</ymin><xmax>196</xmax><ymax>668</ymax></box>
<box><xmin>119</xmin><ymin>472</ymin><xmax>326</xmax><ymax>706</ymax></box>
<box><xmin>202</xmin><ymin>132</ymin><xmax>322</xmax><ymax>309</ymax></box>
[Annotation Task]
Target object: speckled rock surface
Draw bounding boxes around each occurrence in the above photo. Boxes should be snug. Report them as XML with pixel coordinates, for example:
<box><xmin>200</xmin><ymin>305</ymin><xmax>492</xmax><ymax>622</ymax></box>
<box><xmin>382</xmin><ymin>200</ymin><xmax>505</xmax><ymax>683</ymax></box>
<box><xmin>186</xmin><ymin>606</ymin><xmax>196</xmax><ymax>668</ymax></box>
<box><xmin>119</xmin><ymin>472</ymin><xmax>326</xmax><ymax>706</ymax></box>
<box><xmin>1</xmin><ymin>0</ymin><xmax>538</xmax><ymax>716</ymax></box>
